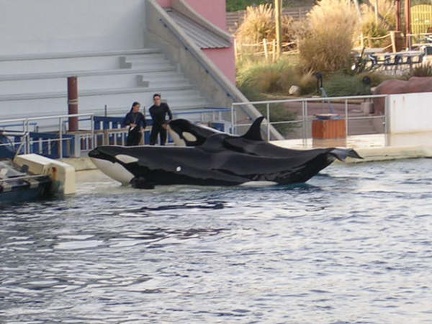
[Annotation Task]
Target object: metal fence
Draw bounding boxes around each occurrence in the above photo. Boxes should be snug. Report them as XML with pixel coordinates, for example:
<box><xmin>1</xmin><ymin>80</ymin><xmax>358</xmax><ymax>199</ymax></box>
<box><xmin>231</xmin><ymin>94</ymin><xmax>389</xmax><ymax>145</ymax></box>
<box><xmin>0</xmin><ymin>108</ymin><xmax>232</xmax><ymax>159</ymax></box>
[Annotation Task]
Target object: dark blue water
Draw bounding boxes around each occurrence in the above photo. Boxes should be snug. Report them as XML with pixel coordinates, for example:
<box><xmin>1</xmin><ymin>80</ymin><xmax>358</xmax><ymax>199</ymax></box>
<box><xmin>1</xmin><ymin>159</ymin><xmax>431</xmax><ymax>323</ymax></box>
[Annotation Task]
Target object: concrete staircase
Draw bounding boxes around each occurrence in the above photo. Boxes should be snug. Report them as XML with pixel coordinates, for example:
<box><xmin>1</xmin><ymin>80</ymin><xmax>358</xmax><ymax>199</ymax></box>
<box><xmin>0</xmin><ymin>48</ymin><xmax>213</xmax><ymax>119</ymax></box>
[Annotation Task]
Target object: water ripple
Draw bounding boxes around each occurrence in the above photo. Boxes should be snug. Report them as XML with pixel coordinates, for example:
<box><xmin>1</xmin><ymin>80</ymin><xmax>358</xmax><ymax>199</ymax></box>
<box><xmin>1</xmin><ymin>159</ymin><xmax>432</xmax><ymax>323</ymax></box>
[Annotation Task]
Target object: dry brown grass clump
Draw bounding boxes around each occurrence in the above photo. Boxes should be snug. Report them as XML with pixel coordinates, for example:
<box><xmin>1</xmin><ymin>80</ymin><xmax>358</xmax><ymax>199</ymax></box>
<box><xmin>236</xmin><ymin>4</ymin><xmax>275</xmax><ymax>44</ymax></box>
<box><xmin>358</xmin><ymin>0</ymin><xmax>396</xmax><ymax>48</ymax></box>
<box><xmin>298</xmin><ymin>0</ymin><xmax>358</xmax><ymax>73</ymax></box>
<box><xmin>235</xmin><ymin>4</ymin><xmax>298</xmax><ymax>52</ymax></box>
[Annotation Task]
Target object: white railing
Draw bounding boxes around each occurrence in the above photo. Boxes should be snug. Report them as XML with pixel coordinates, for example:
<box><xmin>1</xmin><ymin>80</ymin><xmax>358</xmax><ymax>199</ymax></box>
<box><xmin>0</xmin><ymin>113</ymin><xmax>95</xmax><ymax>158</ymax></box>
<box><xmin>0</xmin><ymin>108</ymin><xmax>234</xmax><ymax>158</ymax></box>
<box><xmin>231</xmin><ymin>94</ymin><xmax>389</xmax><ymax>144</ymax></box>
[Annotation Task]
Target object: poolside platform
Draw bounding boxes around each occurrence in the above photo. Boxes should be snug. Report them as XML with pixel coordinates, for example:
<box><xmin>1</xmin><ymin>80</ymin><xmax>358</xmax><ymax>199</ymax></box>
<box><xmin>273</xmin><ymin>132</ymin><xmax>432</xmax><ymax>163</ymax></box>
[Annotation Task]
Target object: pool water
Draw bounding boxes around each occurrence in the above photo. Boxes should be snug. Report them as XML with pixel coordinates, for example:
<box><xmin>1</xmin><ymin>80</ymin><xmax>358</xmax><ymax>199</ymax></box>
<box><xmin>1</xmin><ymin>159</ymin><xmax>431</xmax><ymax>323</ymax></box>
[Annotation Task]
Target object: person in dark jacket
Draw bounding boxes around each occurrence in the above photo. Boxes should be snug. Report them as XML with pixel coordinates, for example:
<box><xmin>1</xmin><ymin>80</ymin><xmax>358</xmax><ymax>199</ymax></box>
<box><xmin>148</xmin><ymin>93</ymin><xmax>172</xmax><ymax>145</ymax></box>
<box><xmin>122</xmin><ymin>101</ymin><xmax>147</xmax><ymax>146</ymax></box>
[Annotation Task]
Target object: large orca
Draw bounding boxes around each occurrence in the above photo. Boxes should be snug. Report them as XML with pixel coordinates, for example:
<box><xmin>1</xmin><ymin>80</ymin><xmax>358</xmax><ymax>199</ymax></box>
<box><xmin>88</xmin><ymin>117</ymin><xmax>362</xmax><ymax>189</ymax></box>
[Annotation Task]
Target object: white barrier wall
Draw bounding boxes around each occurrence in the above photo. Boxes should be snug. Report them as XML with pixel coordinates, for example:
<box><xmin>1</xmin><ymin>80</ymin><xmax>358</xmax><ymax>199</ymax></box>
<box><xmin>0</xmin><ymin>0</ymin><xmax>146</xmax><ymax>55</ymax></box>
<box><xmin>388</xmin><ymin>93</ymin><xmax>432</xmax><ymax>133</ymax></box>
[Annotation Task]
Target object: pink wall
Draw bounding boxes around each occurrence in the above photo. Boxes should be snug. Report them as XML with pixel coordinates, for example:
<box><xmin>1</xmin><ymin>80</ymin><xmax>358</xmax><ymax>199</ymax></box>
<box><xmin>157</xmin><ymin>0</ymin><xmax>171</xmax><ymax>8</ymax></box>
<box><xmin>156</xmin><ymin>0</ymin><xmax>235</xmax><ymax>84</ymax></box>
<box><xmin>181</xmin><ymin>0</ymin><xmax>227</xmax><ymax>30</ymax></box>
<box><xmin>204</xmin><ymin>47</ymin><xmax>236</xmax><ymax>84</ymax></box>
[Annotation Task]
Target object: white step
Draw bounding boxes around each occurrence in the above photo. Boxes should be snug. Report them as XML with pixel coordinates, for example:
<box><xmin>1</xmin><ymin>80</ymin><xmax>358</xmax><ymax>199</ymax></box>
<box><xmin>0</xmin><ymin>74</ymin><xmax>192</xmax><ymax>95</ymax></box>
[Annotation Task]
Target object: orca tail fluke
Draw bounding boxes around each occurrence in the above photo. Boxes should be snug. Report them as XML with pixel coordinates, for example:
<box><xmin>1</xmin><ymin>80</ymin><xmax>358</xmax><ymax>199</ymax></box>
<box><xmin>330</xmin><ymin>148</ymin><xmax>363</xmax><ymax>162</ymax></box>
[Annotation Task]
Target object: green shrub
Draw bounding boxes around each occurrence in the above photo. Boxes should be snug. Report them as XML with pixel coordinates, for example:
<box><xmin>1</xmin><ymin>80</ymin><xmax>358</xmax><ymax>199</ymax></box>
<box><xmin>237</xmin><ymin>59</ymin><xmax>300</xmax><ymax>94</ymax></box>
<box><xmin>322</xmin><ymin>73</ymin><xmax>369</xmax><ymax>96</ymax></box>
<box><xmin>237</xmin><ymin>59</ymin><xmax>299</xmax><ymax>135</ymax></box>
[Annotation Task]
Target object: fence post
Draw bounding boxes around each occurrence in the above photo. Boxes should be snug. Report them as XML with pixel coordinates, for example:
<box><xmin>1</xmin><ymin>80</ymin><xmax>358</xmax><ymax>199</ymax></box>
<box><xmin>25</xmin><ymin>119</ymin><xmax>30</xmax><ymax>154</ymax></box>
<box><xmin>74</xmin><ymin>134</ymin><xmax>81</xmax><ymax>157</ymax></box>
<box><xmin>263</xmin><ymin>38</ymin><xmax>268</xmax><ymax>61</ymax></box>
<box><xmin>272</xmin><ymin>40</ymin><xmax>276</xmax><ymax>62</ymax></box>
<box><xmin>345</xmin><ymin>99</ymin><xmax>349</xmax><ymax>136</ymax></box>
<box><xmin>266</xmin><ymin>103</ymin><xmax>270</xmax><ymax>141</ymax></box>
<box><xmin>390</xmin><ymin>31</ymin><xmax>396</xmax><ymax>52</ymax></box>
<box><xmin>59</xmin><ymin>117</ymin><xmax>63</xmax><ymax>159</ymax></box>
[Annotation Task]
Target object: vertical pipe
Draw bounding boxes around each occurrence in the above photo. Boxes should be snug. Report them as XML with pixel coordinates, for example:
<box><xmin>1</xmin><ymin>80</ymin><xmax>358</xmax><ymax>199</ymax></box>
<box><xmin>302</xmin><ymin>100</ymin><xmax>307</xmax><ymax>147</ymax></box>
<box><xmin>91</xmin><ymin>115</ymin><xmax>96</xmax><ymax>150</ymax></box>
<box><xmin>59</xmin><ymin>117</ymin><xmax>63</xmax><ymax>159</ymax></box>
<box><xmin>67</xmin><ymin>76</ymin><xmax>78</xmax><ymax>132</ymax></box>
<box><xmin>345</xmin><ymin>99</ymin><xmax>348</xmax><ymax>137</ymax></box>
<box><xmin>231</xmin><ymin>104</ymin><xmax>234</xmax><ymax>135</ymax></box>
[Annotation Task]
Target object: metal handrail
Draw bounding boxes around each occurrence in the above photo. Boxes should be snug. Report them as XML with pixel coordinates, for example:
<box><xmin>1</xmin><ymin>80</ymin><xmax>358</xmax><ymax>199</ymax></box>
<box><xmin>231</xmin><ymin>94</ymin><xmax>389</xmax><ymax>142</ymax></box>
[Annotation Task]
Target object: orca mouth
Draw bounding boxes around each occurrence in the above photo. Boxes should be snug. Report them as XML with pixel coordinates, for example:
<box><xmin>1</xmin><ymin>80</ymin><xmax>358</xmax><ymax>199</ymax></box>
<box><xmin>90</xmin><ymin>156</ymin><xmax>134</xmax><ymax>185</ymax></box>
<box><xmin>88</xmin><ymin>147</ymin><xmax>118</xmax><ymax>164</ymax></box>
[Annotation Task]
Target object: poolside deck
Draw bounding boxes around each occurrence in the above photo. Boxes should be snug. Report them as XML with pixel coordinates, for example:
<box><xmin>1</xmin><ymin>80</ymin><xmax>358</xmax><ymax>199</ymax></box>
<box><xmin>272</xmin><ymin>132</ymin><xmax>432</xmax><ymax>163</ymax></box>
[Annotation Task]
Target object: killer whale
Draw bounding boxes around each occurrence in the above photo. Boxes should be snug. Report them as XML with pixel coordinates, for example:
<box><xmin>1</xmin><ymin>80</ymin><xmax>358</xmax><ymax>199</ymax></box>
<box><xmin>88</xmin><ymin>117</ymin><xmax>362</xmax><ymax>189</ymax></box>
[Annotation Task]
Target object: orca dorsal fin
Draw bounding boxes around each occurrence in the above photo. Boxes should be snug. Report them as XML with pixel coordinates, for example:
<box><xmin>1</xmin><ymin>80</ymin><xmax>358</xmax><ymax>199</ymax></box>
<box><xmin>242</xmin><ymin>116</ymin><xmax>264</xmax><ymax>141</ymax></box>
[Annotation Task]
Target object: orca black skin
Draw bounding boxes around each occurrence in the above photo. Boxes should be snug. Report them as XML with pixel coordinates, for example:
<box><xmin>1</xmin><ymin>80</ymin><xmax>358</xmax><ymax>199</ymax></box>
<box><xmin>88</xmin><ymin>117</ymin><xmax>362</xmax><ymax>188</ymax></box>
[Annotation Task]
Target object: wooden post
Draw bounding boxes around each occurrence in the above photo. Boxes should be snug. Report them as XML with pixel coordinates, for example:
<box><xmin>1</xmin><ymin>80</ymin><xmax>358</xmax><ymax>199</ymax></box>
<box><xmin>263</xmin><ymin>38</ymin><xmax>268</xmax><ymax>61</ymax></box>
<box><xmin>274</xmin><ymin>0</ymin><xmax>282</xmax><ymax>59</ymax></box>
<box><xmin>405</xmin><ymin>0</ymin><xmax>412</xmax><ymax>49</ymax></box>
<box><xmin>67</xmin><ymin>76</ymin><xmax>78</xmax><ymax>132</ymax></box>
<box><xmin>390</xmin><ymin>31</ymin><xmax>396</xmax><ymax>53</ymax></box>
<box><xmin>395</xmin><ymin>0</ymin><xmax>401</xmax><ymax>32</ymax></box>
<box><xmin>374</xmin><ymin>0</ymin><xmax>379</xmax><ymax>25</ymax></box>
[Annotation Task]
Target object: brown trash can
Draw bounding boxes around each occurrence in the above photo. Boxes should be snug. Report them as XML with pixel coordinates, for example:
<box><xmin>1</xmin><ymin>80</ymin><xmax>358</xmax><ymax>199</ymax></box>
<box><xmin>312</xmin><ymin>114</ymin><xmax>346</xmax><ymax>139</ymax></box>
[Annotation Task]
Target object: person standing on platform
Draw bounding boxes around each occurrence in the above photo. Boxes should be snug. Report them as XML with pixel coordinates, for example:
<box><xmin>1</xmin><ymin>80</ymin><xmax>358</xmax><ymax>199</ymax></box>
<box><xmin>122</xmin><ymin>101</ymin><xmax>146</xmax><ymax>146</ymax></box>
<box><xmin>149</xmin><ymin>93</ymin><xmax>172</xmax><ymax>145</ymax></box>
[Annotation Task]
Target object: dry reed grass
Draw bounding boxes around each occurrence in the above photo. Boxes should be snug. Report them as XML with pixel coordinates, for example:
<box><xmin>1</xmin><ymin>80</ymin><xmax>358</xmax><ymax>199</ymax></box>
<box><xmin>235</xmin><ymin>4</ymin><xmax>297</xmax><ymax>47</ymax></box>
<box><xmin>358</xmin><ymin>0</ymin><xmax>396</xmax><ymax>48</ymax></box>
<box><xmin>298</xmin><ymin>0</ymin><xmax>358</xmax><ymax>73</ymax></box>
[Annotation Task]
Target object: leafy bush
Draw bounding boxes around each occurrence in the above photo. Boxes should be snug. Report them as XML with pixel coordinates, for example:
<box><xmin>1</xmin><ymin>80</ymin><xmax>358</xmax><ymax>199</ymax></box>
<box><xmin>237</xmin><ymin>58</ymin><xmax>301</xmax><ymax>94</ymax></box>
<box><xmin>237</xmin><ymin>59</ymin><xmax>299</xmax><ymax>135</ymax></box>
<box><xmin>323</xmin><ymin>73</ymin><xmax>372</xmax><ymax>96</ymax></box>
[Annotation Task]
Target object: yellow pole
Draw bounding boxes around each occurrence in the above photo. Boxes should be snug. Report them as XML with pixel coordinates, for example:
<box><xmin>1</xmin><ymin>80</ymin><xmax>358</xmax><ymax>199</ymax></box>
<box><xmin>275</xmin><ymin>0</ymin><xmax>282</xmax><ymax>58</ymax></box>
